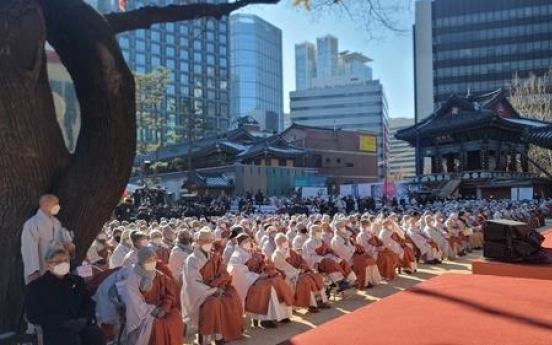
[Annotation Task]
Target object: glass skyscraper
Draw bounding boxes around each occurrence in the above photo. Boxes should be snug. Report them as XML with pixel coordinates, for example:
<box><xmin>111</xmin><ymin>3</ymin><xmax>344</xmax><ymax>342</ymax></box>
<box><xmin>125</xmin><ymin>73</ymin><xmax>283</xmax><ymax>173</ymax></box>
<box><xmin>415</xmin><ymin>0</ymin><xmax>552</xmax><ymax>122</ymax></box>
<box><xmin>295</xmin><ymin>42</ymin><xmax>316</xmax><ymax>91</ymax></box>
<box><xmin>230</xmin><ymin>14</ymin><xmax>283</xmax><ymax>132</ymax></box>
<box><xmin>316</xmin><ymin>35</ymin><xmax>339</xmax><ymax>79</ymax></box>
<box><xmin>89</xmin><ymin>0</ymin><xmax>230</xmax><ymax>148</ymax></box>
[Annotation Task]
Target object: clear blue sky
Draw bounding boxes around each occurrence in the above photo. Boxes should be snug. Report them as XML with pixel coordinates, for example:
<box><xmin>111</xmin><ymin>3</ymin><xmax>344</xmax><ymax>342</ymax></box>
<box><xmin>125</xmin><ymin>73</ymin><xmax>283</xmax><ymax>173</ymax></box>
<box><xmin>236</xmin><ymin>2</ymin><xmax>416</xmax><ymax>118</ymax></box>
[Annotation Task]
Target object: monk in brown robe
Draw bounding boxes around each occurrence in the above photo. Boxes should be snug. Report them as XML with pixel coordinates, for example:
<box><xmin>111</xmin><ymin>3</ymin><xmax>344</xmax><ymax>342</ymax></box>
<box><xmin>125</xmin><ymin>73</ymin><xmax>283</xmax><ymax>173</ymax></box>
<box><xmin>182</xmin><ymin>228</ymin><xmax>243</xmax><ymax>345</ymax></box>
<box><xmin>302</xmin><ymin>225</ymin><xmax>356</xmax><ymax>291</ymax></box>
<box><xmin>228</xmin><ymin>234</ymin><xmax>294</xmax><ymax>329</ymax></box>
<box><xmin>120</xmin><ymin>247</ymin><xmax>184</xmax><ymax>345</ymax></box>
<box><xmin>272</xmin><ymin>233</ymin><xmax>330</xmax><ymax>313</ymax></box>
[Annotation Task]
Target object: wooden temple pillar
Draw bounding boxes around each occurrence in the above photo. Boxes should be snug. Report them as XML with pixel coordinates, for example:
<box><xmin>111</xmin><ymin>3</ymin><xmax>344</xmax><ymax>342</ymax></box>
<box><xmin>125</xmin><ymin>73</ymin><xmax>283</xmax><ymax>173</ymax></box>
<box><xmin>480</xmin><ymin>144</ymin><xmax>489</xmax><ymax>171</ymax></box>
<box><xmin>521</xmin><ymin>154</ymin><xmax>529</xmax><ymax>173</ymax></box>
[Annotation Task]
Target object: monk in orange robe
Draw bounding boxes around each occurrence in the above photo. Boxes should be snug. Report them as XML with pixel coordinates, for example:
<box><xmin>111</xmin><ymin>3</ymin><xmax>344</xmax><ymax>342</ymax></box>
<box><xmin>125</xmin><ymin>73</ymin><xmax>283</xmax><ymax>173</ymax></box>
<box><xmin>120</xmin><ymin>247</ymin><xmax>184</xmax><ymax>345</ymax></box>
<box><xmin>182</xmin><ymin>229</ymin><xmax>243</xmax><ymax>345</ymax></box>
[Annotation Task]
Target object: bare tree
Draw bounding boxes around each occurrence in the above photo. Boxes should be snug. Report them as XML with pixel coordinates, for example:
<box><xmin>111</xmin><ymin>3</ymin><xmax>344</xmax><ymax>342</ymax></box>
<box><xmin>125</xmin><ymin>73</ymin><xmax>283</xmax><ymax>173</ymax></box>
<box><xmin>508</xmin><ymin>68</ymin><xmax>552</xmax><ymax>175</ymax></box>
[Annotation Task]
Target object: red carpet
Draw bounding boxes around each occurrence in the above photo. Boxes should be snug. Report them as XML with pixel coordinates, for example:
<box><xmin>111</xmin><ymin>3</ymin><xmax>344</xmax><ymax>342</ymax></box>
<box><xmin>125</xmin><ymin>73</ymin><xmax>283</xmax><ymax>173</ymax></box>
<box><xmin>280</xmin><ymin>274</ymin><xmax>552</xmax><ymax>345</ymax></box>
<box><xmin>472</xmin><ymin>226</ymin><xmax>552</xmax><ymax>280</ymax></box>
<box><xmin>542</xmin><ymin>227</ymin><xmax>552</xmax><ymax>248</ymax></box>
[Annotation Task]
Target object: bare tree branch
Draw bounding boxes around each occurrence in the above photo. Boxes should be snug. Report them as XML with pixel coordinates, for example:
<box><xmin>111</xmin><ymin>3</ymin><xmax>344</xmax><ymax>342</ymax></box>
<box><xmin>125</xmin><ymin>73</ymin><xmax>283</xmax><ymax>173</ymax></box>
<box><xmin>106</xmin><ymin>0</ymin><xmax>281</xmax><ymax>34</ymax></box>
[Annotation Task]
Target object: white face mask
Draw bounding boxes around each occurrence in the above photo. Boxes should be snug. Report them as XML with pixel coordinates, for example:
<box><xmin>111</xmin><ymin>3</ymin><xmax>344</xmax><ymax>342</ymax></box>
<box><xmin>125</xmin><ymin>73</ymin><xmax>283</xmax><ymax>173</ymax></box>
<box><xmin>242</xmin><ymin>242</ymin><xmax>252</xmax><ymax>250</ymax></box>
<box><xmin>50</xmin><ymin>205</ymin><xmax>61</xmax><ymax>216</ymax></box>
<box><xmin>52</xmin><ymin>262</ymin><xmax>70</xmax><ymax>276</ymax></box>
<box><xmin>201</xmin><ymin>243</ymin><xmax>213</xmax><ymax>252</ymax></box>
<box><xmin>281</xmin><ymin>242</ymin><xmax>289</xmax><ymax>249</ymax></box>
<box><xmin>152</xmin><ymin>238</ymin><xmax>162</xmax><ymax>245</ymax></box>
<box><xmin>143</xmin><ymin>261</ymin><xmax>156</xmax><ymax>271</ymax></box>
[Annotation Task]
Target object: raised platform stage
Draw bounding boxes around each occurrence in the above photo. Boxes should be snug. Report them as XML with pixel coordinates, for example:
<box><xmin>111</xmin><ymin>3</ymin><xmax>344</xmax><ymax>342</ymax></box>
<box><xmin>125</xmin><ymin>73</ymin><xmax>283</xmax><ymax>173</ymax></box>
<box><xmin>472</xmin><ymin>228</ymin><xmax>552</xmax><ymax>280</ymax></box>
<box><xmin>280</xmin><ymin>274</ymin><xmax>552</xmax><ymax>345</ymax></box>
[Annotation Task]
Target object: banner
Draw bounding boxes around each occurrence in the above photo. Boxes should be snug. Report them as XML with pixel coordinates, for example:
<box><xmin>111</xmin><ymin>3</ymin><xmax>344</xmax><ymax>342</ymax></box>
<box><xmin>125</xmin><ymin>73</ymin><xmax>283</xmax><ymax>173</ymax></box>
<box><xmin>359</xmin><ymin>135</ymin><xmax>377</xmax><ymax>152</ymax></box>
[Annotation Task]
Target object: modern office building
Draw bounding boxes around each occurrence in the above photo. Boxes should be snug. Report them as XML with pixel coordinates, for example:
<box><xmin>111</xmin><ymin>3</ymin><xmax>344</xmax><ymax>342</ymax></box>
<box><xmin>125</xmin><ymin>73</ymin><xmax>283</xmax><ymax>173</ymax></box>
<box><xmin>89</xmin><ymin>0</ymin><xmax>231</xmax><ymax>149</ymax></box>
<box><xmin>388</xmin><ymin>118</ymin><xmax>415</xmax><ymax>180</ymax></box>
<box><xmin>230</xmin><ymin>14</ymin><xmax>283</xmax><ymax>132</ymax></box>
<box><xmin>295</xmin><ymin>36</ymin><xmax>373</xmax><ymax>91</ymax></box>
<box><xmin>290</xmin><ymin>80</ymin><xmax>389</xmax><ymax>179</ymax></box>
<box><xmin>291</xmin><ymin>35</ymin><xmax>386</xmax><ymax>179</ymax></box>
<box><xmin>414</xmin><ymin>0</ymin><xmax>552</xmax><ymax>122</ymax></box>
<box><xmin>295</xmin><ymin>42</ymin><xmax>317</xmax><ymax>91</ymax></box>
<box><xmin>46</xmin><ymin>51</ymin><xmax>81</xmax><ymax>153</ymax></box>
<box><xmin>316</xmin><ymin>35</ymin><xmax>339</xmax><ymax>79</ymax></box>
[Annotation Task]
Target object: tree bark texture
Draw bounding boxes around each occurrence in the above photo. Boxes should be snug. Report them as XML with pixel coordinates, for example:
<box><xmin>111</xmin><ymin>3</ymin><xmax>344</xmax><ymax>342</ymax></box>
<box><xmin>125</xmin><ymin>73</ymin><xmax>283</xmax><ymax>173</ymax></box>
<box><xmin>0</xmin><ymin>0</ymin><xmax>135</xmax><ymax>331</ymax></box>
<box><xmin>0</xmin><ymin>0</ymin><xmax>282</xmax><ymax>331</ymax></box>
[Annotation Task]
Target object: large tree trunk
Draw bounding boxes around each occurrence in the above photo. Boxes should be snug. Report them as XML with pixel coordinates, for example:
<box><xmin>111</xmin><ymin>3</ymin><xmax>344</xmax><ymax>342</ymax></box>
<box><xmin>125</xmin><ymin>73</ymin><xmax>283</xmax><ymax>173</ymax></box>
<box><xmin>0</xmin><ymin>0</ymin><xmax>135</xmax><ymax>331</ymax></box>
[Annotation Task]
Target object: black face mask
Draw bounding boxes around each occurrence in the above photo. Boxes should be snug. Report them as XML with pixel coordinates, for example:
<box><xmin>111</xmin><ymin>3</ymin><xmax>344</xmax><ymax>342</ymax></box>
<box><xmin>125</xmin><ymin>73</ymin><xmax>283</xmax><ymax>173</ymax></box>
<box><xmin>179</xmin><ymin>239</ymin><xmax>191</xmax><ymax>246</ymax></box>
<box><xmin>114</xmin><ymin>236</ymin><xmax>121</xmax><ymax>243</ymax></box>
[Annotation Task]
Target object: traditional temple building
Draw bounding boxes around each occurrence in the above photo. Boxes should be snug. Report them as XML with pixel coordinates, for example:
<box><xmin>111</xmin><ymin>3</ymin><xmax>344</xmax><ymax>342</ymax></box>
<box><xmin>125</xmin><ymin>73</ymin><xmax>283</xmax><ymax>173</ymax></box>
<box><xmin>134</xmin><ymin>126</ymin><xmax>310</xmax><ymax>197</ymax></box>
<box><xmin>523</xmin><ymin>125</ymin><xmax>552</xmax><ymax>150</ymax></box>
<box><xmin>396</xmin><ymin>90</ymin><xmax>552</xmax><ymax>199</ymax></box>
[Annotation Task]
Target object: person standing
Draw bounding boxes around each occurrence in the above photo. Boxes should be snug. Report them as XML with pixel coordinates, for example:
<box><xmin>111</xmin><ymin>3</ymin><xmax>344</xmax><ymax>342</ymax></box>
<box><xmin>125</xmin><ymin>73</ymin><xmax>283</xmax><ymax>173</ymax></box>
<box><xmin>21</xmin><ymin>194</ymin><xmax>74</xmax><ymax>284</ymax></box>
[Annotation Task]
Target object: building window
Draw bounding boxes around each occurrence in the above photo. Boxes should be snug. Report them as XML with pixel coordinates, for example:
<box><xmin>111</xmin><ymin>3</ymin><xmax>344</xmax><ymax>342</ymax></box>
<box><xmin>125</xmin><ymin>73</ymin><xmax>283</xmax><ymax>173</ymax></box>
<box><xmin>336</xmin><ymin>158</ymin><xmax>341</xmax><ymax>164</ymax></box>
<box><xmin>325</xmin><ymin>157</ymin><xmax>330</xmax><ymax>163</ymax></box>
<box><xmin>346</xmin><ymin>163</ymin><xmax>354</xmax><ymax>168</ymax></box>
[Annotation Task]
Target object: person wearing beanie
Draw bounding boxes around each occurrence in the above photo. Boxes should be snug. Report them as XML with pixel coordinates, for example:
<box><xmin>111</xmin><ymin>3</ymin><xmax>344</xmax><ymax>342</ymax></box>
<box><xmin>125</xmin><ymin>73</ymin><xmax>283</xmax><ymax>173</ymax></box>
<box><xmin>261</xmin><ymin>226</ymin><xmax>279</xmax><ymax>259</ymax></box>
<box><xmin>161</xmin><ymin>225</ymin><xmax>175</xmax><ymax>250</ymax></box>
<box><xmin>149</xmin><ymin>229</ymin><xmax>171</xmax><ymax>264</ymax></box>
<box><xmin>228</xmin><ymin>233</ymin><xmax>294</xmax><ymax>329</ymax></box>
<box><xmin>25</xmin><ymin>246</ymin><xmax>106</xmax><ymax>345</ymax></box>
<box><xmin>119</xmin><ymin>247</ymin><xmax>184</xmax><ymax>345</ymax></box>
<box><xmin>121</xmin><ymin>230</ymin><xmax>149</xmax><ymax>267</ymax></box>
<box><xmin>292</xmin><ymin>223</ymin><xmax>309</xmax><ymax>255</ymax></box>
<box><xmin>331</xmin><ymin>220</ymin><xmax>380</xmax><ymax>290</ymax></box>
<box><xmin>380</xmin><ymin>219</ymin><xmax>417</xmax><ymax>274</ymax></box>
<box><xmin>302</xmin><ymin>224</ymin><xmax>356</xmax><ymax>292</ymax></box>
<box><xmin>356</xmin><ymin>219</ymin><xmax>400</xmax><ymax>281</ymax></box>
<box><xmin>109</xmin><ymin>229</ymin><xmax>133</xmax><ymax>268</ymax></box>
<box><xmin>272</xmin><ymin>233</ymin><xmax>330</xmax><ymax>313</ymax></box>
<box><xmin>168</xmin><ymin>229</ymin><xmax>194</xmax><ymax>286</ymax></box>
<box><xmin>182</xmin><ymin>228</ymin><xmax>243</xmax><ymax>345</ymax></box>
<box><xmin>222</xmin><ymin>226</ymin><xmax>243</xmax><ymax>265</ymax></box>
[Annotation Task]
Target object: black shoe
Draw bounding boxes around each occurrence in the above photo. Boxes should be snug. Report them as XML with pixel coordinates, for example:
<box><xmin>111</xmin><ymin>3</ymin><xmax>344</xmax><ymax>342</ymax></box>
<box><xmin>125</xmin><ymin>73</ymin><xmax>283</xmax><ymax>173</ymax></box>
<box><xmin>366</xmin><ymin>283</ymin><xmax>374</xmax><ymax>289</ymax></box>
<box><xmin>280</xmin><ymin>318</ymin><xmax>292</xmax><ymax>324</ymax></box>
<box><xmin>215</xmin><ymin>340</ymin><xmax>226</xmax><ymax>345</ymax></box>
<box><xmin>308</xmin><ymin>306</ymin><xmax>320</xmax><ymax>313</ymax></box>
<box><xmin>260</xmin><ymin>320</ymin><xmax>278</xmax><ymax>329</ymax></box>
<box><xmin>337</xmin><ymin>280</ymin><xmax>351</xmax><ymax>292</ymax></box>
<box><xmin>317</xmin><ymin>301</ymin><xmax>331</xmax><ymax>309</ymax></box>
<box><xmin>404</xmin><ymin>269</ymin><xmax>413</xmax><ymax>275</ymax></box>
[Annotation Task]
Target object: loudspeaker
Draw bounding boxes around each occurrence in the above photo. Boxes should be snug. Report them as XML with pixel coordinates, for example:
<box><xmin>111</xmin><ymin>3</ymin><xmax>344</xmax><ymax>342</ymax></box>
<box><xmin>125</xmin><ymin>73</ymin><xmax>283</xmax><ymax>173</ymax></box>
<box><xmin>483</xmin><ymin>219</ymin><xmax>542</xmax><ymax>262</ymax></box>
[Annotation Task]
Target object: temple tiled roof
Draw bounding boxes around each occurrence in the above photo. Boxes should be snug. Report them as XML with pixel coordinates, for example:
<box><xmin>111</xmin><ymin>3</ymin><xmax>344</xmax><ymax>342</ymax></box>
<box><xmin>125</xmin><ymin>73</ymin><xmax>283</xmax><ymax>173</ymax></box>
<box><xmin>188</xmin><ymin>171</ymin><xmax>233</xmax><ymax>189</ymax></box>
<box><xmin>523</xmin><ymin>125</ymin><xmax>552</xmax><ymax>149</ymax></box>
<box><xmin>236</xmin><ymin>135</ymin><xmax>305</xmax><ymax>160</ymax></box>
<box><xmin>396</xmin><ymin>89</ymin><xmax>550</xmax><ymax>144</ymax></box>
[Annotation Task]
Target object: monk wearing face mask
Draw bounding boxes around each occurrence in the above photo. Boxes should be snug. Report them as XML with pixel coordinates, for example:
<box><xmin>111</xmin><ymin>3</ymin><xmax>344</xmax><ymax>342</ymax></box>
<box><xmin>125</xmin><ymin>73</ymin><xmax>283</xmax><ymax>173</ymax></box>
<box><xmin>182</xmin><ymin>228</ymin><xmax>243</xmax><ymax>345</ymax></box>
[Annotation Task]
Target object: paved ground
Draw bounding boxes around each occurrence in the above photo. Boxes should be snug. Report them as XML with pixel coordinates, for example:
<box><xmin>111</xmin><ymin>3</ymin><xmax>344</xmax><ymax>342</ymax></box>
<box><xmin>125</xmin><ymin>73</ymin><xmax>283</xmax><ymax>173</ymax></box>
<box><xmin>184</xmin><ymin>250</ymin><xmax>481</xmax><ymax>345</ymax></box>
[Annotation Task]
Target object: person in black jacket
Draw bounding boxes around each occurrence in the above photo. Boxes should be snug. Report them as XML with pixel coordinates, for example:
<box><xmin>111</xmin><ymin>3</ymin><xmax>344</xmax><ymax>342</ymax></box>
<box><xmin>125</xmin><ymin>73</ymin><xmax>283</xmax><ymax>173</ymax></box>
<box><xmin>25</xmin><ymin>246</ymin><xmax>105</xmax><ymax>345</ymax></box>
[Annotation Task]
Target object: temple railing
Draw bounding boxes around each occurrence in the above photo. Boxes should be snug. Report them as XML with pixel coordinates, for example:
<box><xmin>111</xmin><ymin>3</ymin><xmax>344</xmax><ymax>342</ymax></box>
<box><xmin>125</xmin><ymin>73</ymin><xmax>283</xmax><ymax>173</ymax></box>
<box><xmin>406</xmin><ymin>171</ymin><xmax>539</xmax><ymax>183</ymax></box>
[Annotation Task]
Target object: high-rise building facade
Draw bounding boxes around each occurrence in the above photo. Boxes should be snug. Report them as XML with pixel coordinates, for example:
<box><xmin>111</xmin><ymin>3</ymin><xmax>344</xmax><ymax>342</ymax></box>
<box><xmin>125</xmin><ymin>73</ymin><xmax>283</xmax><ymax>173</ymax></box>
<box><xmin>295</xmin><ymin>42</ymin><xmax>317</xmax><ymax>91</ymax></box>
<box><xmin>388</xmin><ymin>118</ymin><xmax>415</xmax><ymax>180</ymax></box>
<box><xmin>230</xmin><ymin>14</ymin><xmax>283</xmax><ymax>132</ymax></box>
<box><xmin>316</xmin><ymin>35</ymin><xmax>339</xmax><ymax>79</ymax></box>
<box><xmin>89</xmin><ymin>0</ymin><xmax>231</xmax><ymax>149</ymax></box>
<box><xmin>414</xmin><ymin>0</ymin><xmax>552</xmax><ymax>122</ymax></box>
<box><xmin>291</xmin><ymin>35</ymin><xmax>386</xmax><ymax>179</ymax></box>
<box><xmin>290</xmin><ymin>81</ymin><xmax>389</xmax><ymax>179</ymax></box>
